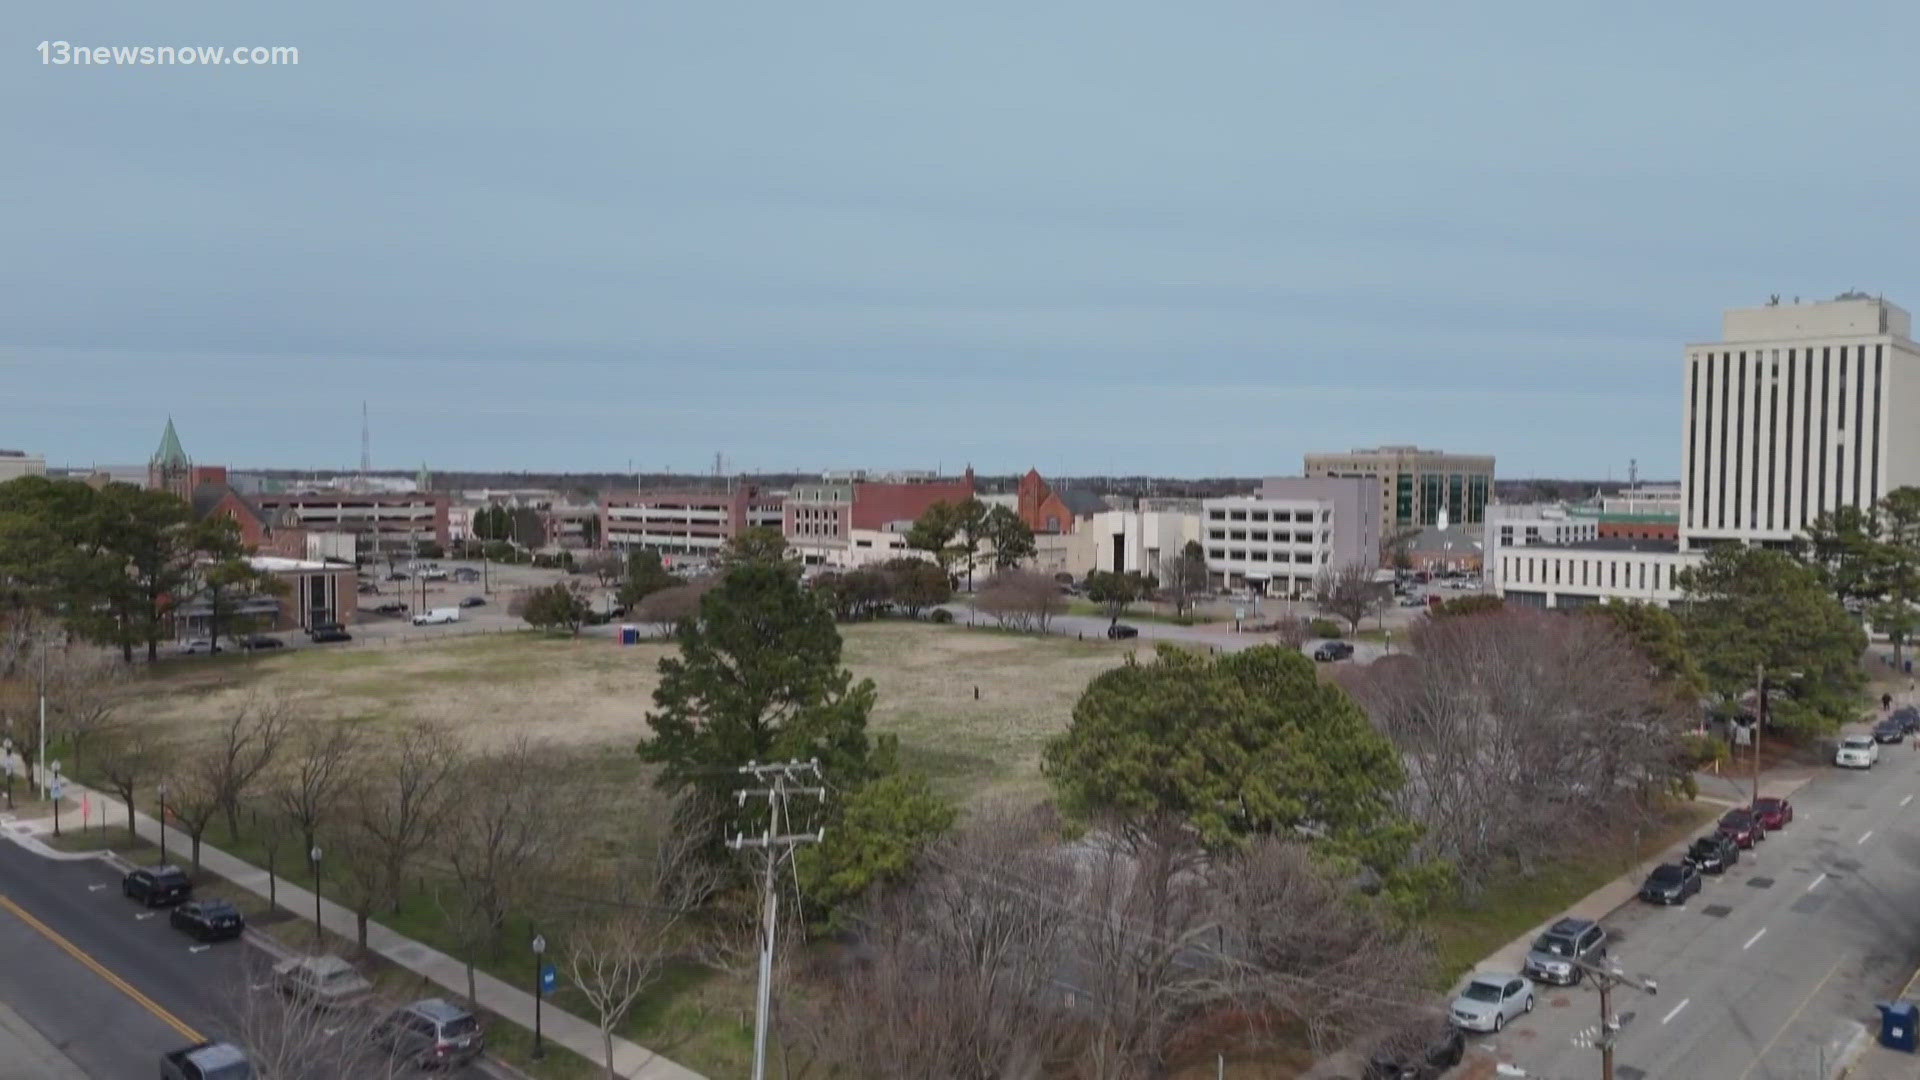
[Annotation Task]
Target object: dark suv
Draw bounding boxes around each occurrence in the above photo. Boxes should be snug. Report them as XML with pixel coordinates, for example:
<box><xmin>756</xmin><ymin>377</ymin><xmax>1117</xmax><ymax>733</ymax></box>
<box><xmin>1524</xmin><ymin>917</ymin><xmax>1606</xmax><ymax>985</ymax></box>
<box><xmin>170</xmin><ymin>899</ymin><xmax>246</xmax><ymax>942</ymax></box>
<box><xmin>1313</xmin><ymin>641</ymin><xmax>1355</xmax><ymax>662</ymax></box>
<box><xmin>1363</xmin><ymin>1019</ymin><xmax>1466</xmax><ymax>1079</ymax></box>
<box><xmin>372</xmin><ymin>998</ymin><xmax>483</xmax><ymax>1069</ymax></box>
<box><xmin>308</xmin><ymin>622</ymin><xmax>353</xmax><ymax>643</ymax></box>
<box><xmin>1684</xmin><ymin>832</ymin><xmax>1739</xmax><ymax>874</ymax></box>
<box><xmin>123</xmin><ymin>865</ymin><xmax>192</xmax><ymax>907</ymax></box>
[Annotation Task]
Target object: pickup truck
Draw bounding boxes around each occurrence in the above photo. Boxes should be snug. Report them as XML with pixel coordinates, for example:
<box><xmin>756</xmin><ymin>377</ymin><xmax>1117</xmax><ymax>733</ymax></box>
<box><xmin>160</xmin><ymin>1041</ymin><xmax>252</xmax><ymax>1080</ymax></box>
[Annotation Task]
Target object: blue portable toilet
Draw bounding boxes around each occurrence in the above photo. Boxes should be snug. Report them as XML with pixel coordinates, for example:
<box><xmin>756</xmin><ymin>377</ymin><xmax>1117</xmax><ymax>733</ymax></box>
<box><xmin>619</xmin><ymin>624</ymin><xmax>640</xmax><ymax>645</ymax></box>
<box><xmin>1878</xmin><ymin>1001</ymin><xmax>1918</xmax><ymax>1052</ymax></box>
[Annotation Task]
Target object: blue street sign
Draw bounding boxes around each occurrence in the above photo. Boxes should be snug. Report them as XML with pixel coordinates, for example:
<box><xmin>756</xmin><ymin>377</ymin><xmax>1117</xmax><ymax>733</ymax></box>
<box><xmin>539</xmin><ymin>963</ymin><xmax>558</xmax><ymax>994</ymax></box>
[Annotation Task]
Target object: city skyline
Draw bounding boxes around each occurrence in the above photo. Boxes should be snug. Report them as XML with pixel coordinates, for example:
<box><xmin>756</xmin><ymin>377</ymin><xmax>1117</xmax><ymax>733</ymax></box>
<box><xmin>11</xmin><ymin>2</ymin><xmax>1920</xmax><ymax>474</ymax></box>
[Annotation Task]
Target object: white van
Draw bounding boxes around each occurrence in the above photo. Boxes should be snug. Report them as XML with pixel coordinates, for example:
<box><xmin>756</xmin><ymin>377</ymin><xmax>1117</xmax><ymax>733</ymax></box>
<box><xmin>411</xmin><ymin>608</ymin><xmax>461</xmax><ymax>626</ymax></box>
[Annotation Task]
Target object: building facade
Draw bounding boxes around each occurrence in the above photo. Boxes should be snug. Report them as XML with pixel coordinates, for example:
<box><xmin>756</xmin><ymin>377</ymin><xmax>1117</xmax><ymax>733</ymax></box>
<box><xmin>171</xmin><ymin>556</ymin><xmax>358</xmax><ymax>639</ymax></box>
<box><xmin>0</xmin><ymin>451</ymin><xmax>45</xmax><ymax>482</ymax></box>
<box><xmin>1200</xmin><ymin>477</ymin><xmax>1380</xmax><ymax>596</ymax></box>
<box><xmin>602</xmin><ymin>486</ymin><xmax>784</xmax><ymax>558</ymax></box>
<box><xmin>1015</xmin><ymin>469</ymin><xmax>1108</xmax><ymax>534</ymax></box>
<box><xmin>1305</xmin><ymin>445</ymin><xmax>1494</xmax><ymax>530</ymax></box>
<box><xmin>1681</xmin><ymin>295</ymin><xmax>1920</xmax><ymax>549</ymax></box>
<box><xmin>782</xmin><ymin>469</ymin><xmax>975</xmax><ymax>566</ymax></box>
<box><xmin>1483</xmin><ymin>505</ymin><xmax>1599</xmax><ymax>593</ymax></box>
<box><xmin>250</xmin><ymin>491</ymin><xmax>450</xmax><ymax>557</ymax></box>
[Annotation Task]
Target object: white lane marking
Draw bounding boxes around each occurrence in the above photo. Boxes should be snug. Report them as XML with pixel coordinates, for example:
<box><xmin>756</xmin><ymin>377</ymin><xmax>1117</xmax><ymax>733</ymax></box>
<box><xmin>188</xmin><ymin>945</ymin><xmax>211</xmax><ymax>954</ymax></box>
<box><xmin>1744</xmin><ymin>928</ymin><xmax>1768</xmax><ymax>950</ymax></box>
<box><xmin>249</xmin><ymin>982</ymin><xmax>272</xmax><ymax>991</ymax></box>
<box><xmin>86</xmin><ymin>884</ymin><xmax>106</xmax><ymax>892</ymax></box>
<box><xmin>1904</xmin><ymin>794</ymin><xmax>1914</xmax><ymax>807</ymax></box>
<box><xmin>1662</xmin><ymin>998</ymin><xmax>1691</xmax><ymax>1024</ymax></box>
<box><xmin>134</xmin><ymin>911</ymin><xmax>158</xmax><ymax>920</ymax></box>
<box><xmin>1858</xmin><ymin>830</ymin><xmax>1875</xmax><ymax>845</ymax></box>
<box><xmin>1807</xmin><ymin>872</ymin><xmax>1827</xmax><ymax>892</ymax></box>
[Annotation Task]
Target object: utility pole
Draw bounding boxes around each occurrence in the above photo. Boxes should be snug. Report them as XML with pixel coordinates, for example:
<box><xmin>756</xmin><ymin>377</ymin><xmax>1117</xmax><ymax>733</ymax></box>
<box><xmin>37</xmin><ymin>639</ymin><xmax>47</xmax><ymax>798</ymax></box>
<box><xmin>1754</xmin><ymin>663</ymin><xmax>1766</xmax><ymax>807</ymax></box>
<box><xmin>729</xmin><ymin>760</ymin><xmax>825</xmax><ymax>1080</ymax></box>
<box><xmin>1570</xmin><ymin>957</ymin><xmax>1659</xmax><ymax>1079</ymax></box>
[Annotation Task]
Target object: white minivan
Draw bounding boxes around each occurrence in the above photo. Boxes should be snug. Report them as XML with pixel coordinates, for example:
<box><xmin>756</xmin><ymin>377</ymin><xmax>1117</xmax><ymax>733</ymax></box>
<box><xmin>411</xmin><ymin>608</ymin><xmax>461</xmax><ymax>626</ymax></box>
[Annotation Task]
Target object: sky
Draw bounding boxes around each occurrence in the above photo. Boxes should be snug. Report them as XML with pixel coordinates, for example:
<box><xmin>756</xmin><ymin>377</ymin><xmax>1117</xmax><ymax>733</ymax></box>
<box><xmin>7</xmin><ymin>2</ymin><xmax>1920</xmax><ymax>479</ymax></box>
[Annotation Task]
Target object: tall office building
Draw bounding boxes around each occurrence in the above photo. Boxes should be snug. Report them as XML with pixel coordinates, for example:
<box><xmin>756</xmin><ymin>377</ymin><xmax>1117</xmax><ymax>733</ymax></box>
<box><xmin>1305</xmin><ymin>445</ymin><xmax>1494</xmax><ymax>529</ymax></box>
<box><xmin>1681</xmin><ymin>294</ymin><xmax>1920</xmax><ymax>549</ymax></box>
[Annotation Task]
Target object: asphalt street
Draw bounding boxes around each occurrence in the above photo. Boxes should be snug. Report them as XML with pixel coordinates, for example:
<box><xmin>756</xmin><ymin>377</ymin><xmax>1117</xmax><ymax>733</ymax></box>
<box><xmin>1478</xmin><ymin>735</ymin><xmax>1920</xmax><ymax>1079</ymax></box>
<box><xmin>0</xmin><ymin>837</ymin><xmax>244</xmax><ymax>1078</ymax></box>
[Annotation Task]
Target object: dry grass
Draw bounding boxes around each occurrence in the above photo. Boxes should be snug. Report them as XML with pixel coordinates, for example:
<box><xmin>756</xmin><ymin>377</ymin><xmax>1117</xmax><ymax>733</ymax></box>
<box><xmin>139</xmin><ymin>623</ymin><xmax>1136</xmax><ymax>805</ymax></box>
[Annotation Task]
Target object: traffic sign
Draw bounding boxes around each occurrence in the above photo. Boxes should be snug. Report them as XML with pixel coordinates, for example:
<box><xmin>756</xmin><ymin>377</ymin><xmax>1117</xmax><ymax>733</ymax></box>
<box><xmin>539</xmin><ymin>963</ymin><xmax>558</xmax><ymax>994</ymax></box>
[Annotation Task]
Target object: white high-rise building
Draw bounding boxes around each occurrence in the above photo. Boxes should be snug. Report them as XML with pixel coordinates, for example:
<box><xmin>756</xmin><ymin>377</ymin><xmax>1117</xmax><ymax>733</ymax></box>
<box><xmin>1681</xmin><ymin>294</ymin><xmax>1920</xmax><ymax>548</ymax></box>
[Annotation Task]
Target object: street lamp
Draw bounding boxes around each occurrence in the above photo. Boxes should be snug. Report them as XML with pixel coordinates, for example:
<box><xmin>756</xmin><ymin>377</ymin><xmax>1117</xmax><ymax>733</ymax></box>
<box><xmin>157</xmin><ymin>782</ymin><xmax>169</xmax><ymax>863</ymax></box>
<box><xmin>48</xmin><ymin>761</ymin><xmax>63</xmax><ymax>838</ymax></box>
<box><xmin>531</xmin><ymin>931</ymin><xmax>547</xmax><ymax>1060</ymax></box>
<box><xmin>309</xmin><ymin>845</ymin><xmax>324</xmax><ymax>951</ymax></box>
<box><xmin>1</xmin><ymin>737</ymin><xmax>13</xmax><ymax>811</ymax></box>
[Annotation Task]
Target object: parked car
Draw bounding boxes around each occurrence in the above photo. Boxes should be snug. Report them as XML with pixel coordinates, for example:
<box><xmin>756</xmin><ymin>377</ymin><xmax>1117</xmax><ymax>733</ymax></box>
<box><xmin>1523</xmin><ymin>917</ymin><xmax>1606</xmax><ymax>985</ymax></box>
<box><xmin>1717</xmin><ymin>808</ymin><xmax>1766</xmax><ymax>848</ymax></box>
<box><xmin>1684</xmin><ymin>832</ymin><xmax>1739</xmax><ymax>874</ymax></box>
<box><xmin>1313</xmin><ymin>641</ymin><xmax>1355</xmax><ymax>662</ymax></box>
<box><xmin>1873</xmin><ymin>718</ymin><xmax>1906</xmax><ymax>744</ymax></box>
<box><xmin>420</xmin><ymin>569</ymin><xmax>449</xmax><ymax>581</ymax></box>
<box><xmin>1363</xmin><ymin>1019</ymin><xmax>1466</xmax><ymax>1079</ymax></box>
<box><xmin>170</xmin><ymin>899</ymin><xmax>246</xmax><ymax>942</ymax></box>
<box><xmin>1449</xmin><ymin>972</ymin><xmax>1533</xmax><ymax>1033</ymax></box>
<box><xmin>1106</xmin><ymin>624</ymin><xmax>1139</xmax><ymax>639</ymax></box>
<box><xmin>239</xmin><ymin>634</ymin><xmax>283</xmax><ymax>650</ymax></box>
<box><xmin>272</xmin><ymin>954</ymin><xmax>373</xmax><ymax>1010</ymax></box>
<box><xmin>160</xmin><ymin>1041</ymin><xmax>251</xmax><ymax>1080</ymax></box>
<box><xmin>1893</xmin><ymin>706</ymin><xmax>1920</xmax><ymax>734</ymax></box>
<box><xmin>1399</xmin><ymin>595</ymin><xmax>1427</xmax><ymax>607</ymax></box>
<box><xmin>1836</xmin><ymin>734</ymin><xmax>1881</xmax><ymax>769</ymax></box>
<box><xmin>385</xmin><ymin>570</ymin><xmax>410</xmax><ymax>581</ymax></box>
<box><xmin>458</xmin><ymin>595</ymin><xmax>486</xmax><ymax>608</ymax></box>
<box><xmin>1639</xmin><ymin>861</ymin><xmax>1702</xmax><ymax>905</ymax></box>
<box><xmin>371</xmin><ymin>998</ymin><xmax>484</xmax><ymax>1069</ymax></box>
<box><xmin>411</xmin><ymin>608</ymin><xmax>460</xmax><ymax>626</ymax></box>
<box><xmin>1752</xmin><ymin>796</ymin><xmax>1794</xmax><ymax>831</ymax></box>
<box><xmin>373</xmin><ymin>601</ymin><xmax>409</xmax><ymax>616</ymax></box>
<box><xmin>179</xmin><ymin>638</ymin><xmax>222</xmax><ymax>655</ymax></box>
<box><xmin>308</xmin><ymin>623</ymin><xmax>353</xmax><ymax>644</ymax></box>
<box><xmin>123</xmin><ymin>864</ymin><xmax>192</xmax><ymax>907</ymax></box>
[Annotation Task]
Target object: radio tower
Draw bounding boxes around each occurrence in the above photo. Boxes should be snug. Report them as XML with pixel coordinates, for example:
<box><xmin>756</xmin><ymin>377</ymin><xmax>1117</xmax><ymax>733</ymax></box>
<box><xmin>360</xmin><ymin>401</ymin><xmax>372</xmax><ymax>478</ymax></box>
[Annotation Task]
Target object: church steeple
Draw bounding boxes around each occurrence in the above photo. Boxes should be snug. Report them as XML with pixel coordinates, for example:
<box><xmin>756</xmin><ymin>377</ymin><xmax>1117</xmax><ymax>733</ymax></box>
<box><xmin>149</xmin><ymin>417</ymin><xmax>193</xmax><ymax>498</ymax></box>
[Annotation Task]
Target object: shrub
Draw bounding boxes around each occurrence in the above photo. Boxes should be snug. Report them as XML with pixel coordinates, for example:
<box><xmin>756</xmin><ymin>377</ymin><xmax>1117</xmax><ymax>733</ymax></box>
<box><xmin>1308</xmin><ymin>618</ymin><xmax>1343</xmax><ymax>639</ymax></box>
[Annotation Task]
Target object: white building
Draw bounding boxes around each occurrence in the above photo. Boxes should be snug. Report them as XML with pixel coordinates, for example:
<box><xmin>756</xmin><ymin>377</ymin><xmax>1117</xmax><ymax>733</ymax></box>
<box><xmin>1201</xmin><ymin>477</ymin><xmax>1380</xmax><ymax>597</ymax></box>
<box><xmin>0</xmin><ymin>451</ymin><xmax>45</xmax><ymax>483</ymax></box>
<box><xmin>1600</xmin><ymin>484</ymin><xmax>1682</xmax><ymax>517</ymax></box>
<box><xmin>1483</xmin><ymin>504</ymin><xmax>1598</xmax><ymax>594</ymax></box>
<box><xmin>1067</xmin><ymin>507</ymin><xmax>1203</xmax><ymax>578</ymax></box>
<box><xmin>1681</xmin><ymin>294</ymin><xmax>1920</xmax><ymax>548</ymax></box>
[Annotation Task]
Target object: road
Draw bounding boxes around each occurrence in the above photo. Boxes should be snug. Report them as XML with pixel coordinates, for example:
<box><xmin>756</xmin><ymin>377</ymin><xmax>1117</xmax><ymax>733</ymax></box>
<box><xmin>0</xmin><ymin>837</ymin><xmax>491</xmax><ymax>1078</ymax></box>
<box><xmin>1478</xmin><ymin>735</ymin><xmax>1920</xmax><ymax>1079</ymax></box>
<box><xmin>942</xmin><ymin>605</ymin><xmax>1396</xmax><ymax>663</ymax></box>
<box><xmin>0</xmin><ymin>837</ymin><xmax>241</xmax><ymax>1078</ymax></box>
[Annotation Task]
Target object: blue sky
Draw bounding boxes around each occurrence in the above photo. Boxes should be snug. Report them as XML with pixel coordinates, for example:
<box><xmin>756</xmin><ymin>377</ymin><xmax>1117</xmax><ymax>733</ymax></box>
<box><xmin>7</xmin><ymin>2</ymin><xmax>1920</xmax><ymax>478</ymax></box>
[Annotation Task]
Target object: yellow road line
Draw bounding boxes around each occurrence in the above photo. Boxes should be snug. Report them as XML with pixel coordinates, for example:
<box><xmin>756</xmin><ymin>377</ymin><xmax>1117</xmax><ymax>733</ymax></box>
<box><xmin>0</xmin><ymin>893</ymin><xmax>202</xmax><ymax>1043</ymax></box>
<box><xmin>1738</xmin><ymin>956</ymin><xmax>1845</xmax><ymax>1080</ymax></box>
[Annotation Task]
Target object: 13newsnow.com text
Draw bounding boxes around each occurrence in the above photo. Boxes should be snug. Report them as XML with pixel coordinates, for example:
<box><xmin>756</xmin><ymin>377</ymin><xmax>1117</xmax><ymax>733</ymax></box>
<box><xmin>37</xmin><ymin>41</ymin><xmax>300</xmax><ymax>66</ymax></box>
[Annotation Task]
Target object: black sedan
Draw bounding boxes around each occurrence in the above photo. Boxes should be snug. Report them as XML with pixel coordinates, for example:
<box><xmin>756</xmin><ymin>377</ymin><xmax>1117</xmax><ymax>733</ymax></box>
<box><xmin>1107</xmin><ymin>624</ymin><xmax>1140</xmax><ymax>640</ymax></box>
<box><xmin>1873</xmin><ymin>718</ymin><xmax>1907</xmax><ymax>744</ymax></box>
<box><xmin>1894</xmin><ymin>706</ymin><xmax>1920</xmax><ymax>734</ymax></box>
<box><xmin>169</xmin><ymin>899</ymin><xmax>246</xmax><ymax>942</ymax></box>
<box><xmin>1639</xmin><ymin>862</ymin><xmax>1702</xmax><ymax>905</ymax></box>
<box><xmin>1684</xmin><ymin>833</ymin><xmax>1739</xmax><ymax>874</ymax></box>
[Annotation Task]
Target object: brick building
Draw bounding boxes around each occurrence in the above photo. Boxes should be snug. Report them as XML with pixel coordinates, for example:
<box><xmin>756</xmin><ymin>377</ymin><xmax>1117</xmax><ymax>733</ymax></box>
<box><xmin>1015</xmin><ymin>469</ymin><xmax>1108</xmax><ymax>534</ymax></box>
<box><xmin>784</xmin><ymin>469</ymin><xmax>975</xmax><ymax>566</ymax></box>
<box><xmin>602</xmin><ymin>485</ymin><xmax>784</xmax><ymax>561</ymax></box>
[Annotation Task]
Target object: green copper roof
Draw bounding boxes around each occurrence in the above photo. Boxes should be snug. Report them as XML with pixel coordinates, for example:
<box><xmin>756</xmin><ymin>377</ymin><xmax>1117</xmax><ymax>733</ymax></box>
<box><xmin>151</xmin><ymin>417</ymin><xmax>190</xmax><ymax>469</ymax></box>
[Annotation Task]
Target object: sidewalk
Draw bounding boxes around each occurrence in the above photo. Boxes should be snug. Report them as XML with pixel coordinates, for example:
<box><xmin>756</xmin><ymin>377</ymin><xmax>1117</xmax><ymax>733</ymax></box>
<box><xmin>1476</xmin><ymin>771</ymin><xmax>1816</xmax><ymax>976</ymax></box>
<box><xmin>0</xmin><ymin>1001</ymin><xmax>87</xmax><ymax>1080</ymax></box>
<box><xmin>3</xmin><ymin>771</ymin><xmax>704</xmax><ymax>1080</ymax></box>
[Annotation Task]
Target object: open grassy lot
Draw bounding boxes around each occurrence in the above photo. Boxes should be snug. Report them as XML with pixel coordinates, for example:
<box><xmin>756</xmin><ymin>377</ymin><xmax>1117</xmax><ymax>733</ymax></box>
<box><xmin>140</xmin><ymin>622</ymin><xmax>1133</xmax><ymax>806</ymax></box>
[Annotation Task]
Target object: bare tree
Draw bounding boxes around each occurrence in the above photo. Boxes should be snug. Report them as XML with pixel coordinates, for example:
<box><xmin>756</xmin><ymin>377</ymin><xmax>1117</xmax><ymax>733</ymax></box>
<box><xmin>972</xmin><ymin>570</ymin><xmax>1067</xmax><ymax>633</ymax></box>
<box><xmin>206</xmin><ymin>696</ymin><xmax>294</xmax><ymax>841</ymax></box>
<box><xmin>1157</xmin><ymin>541</ymin><xmax>1209</xmax><ymax>620</ymax></box>
<box><xmin>801</xmin><ymin>807</ymin><xmax>1075</xmax><ymax>1080</ymax></box>
<box><xmin>328</xmin><ymin>804</ymin><xmax>389</xmax><ymax>953</ymax></box>
<box><xmin>274</xmin><ymin>719</ymin><xmax>365</xmax><ymax>860</ymax></box>
<box><xmin>45</xmin><ymin>647</ymin><xmax>130</xmax><ymax>773</ymax></box>
<box><xmin>218</xmin><ymin>951</ymin><xmax>407</xmax><ymax>1079</ymax></box>
<box><xmin>1314</xmin><ymin>561</ymin><xmax>1383</xmax><ymax>635</ymax></box>
<box><xmin>93</xmin><ymin>720</ymin><xmax>172</xmax><ymax>837</ymax></box>
<box><xmin>166</xmin><ymin>761</ymin><xmax>224</xmax><ymax>875</ymax></box>
<box><xmin>562</xmin><ymin>907</ymin><xmax>684</xmax><ymax>1079</ymax></box>
<box><xmin>580</xmin><ymin>550</ymin><xmax>625</xmax><ymax>591</ymax></box>
<box><xmin>1247</xmin><ymin>614</ymin><xmax>1311</xmax><ymax>650</ymax></box>
<box><xmin>439</xmin><ymin>738</ymin><xmax>577</xmax><ymax>1003</ymax></box>
<box><xmin>1345</xmin><ymin>609</ymin><xmax>1689</xmax><ymax>894</ymax></box>
<box><xmin>359</xmin><ymin>720</ymin><xmax>463</xmax><ymax>915</ymax></box>
<box><xmin>634</xmin><ymin>579</ymin><xmax>715</xmax><ymax>635</ymax></box>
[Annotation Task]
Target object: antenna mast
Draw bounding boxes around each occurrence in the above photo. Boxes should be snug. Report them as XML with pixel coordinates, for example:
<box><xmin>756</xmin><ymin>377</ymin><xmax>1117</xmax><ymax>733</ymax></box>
<box><xmin>360</xmin><ymin>401</ymin><xmax>371</xmax><ymax>477</ymax></box>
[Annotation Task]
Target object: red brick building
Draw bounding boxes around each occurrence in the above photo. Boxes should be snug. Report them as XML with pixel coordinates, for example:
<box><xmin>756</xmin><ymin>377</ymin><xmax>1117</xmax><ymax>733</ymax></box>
<box><xmin>1015</xmin><ymin>468</ymin><xmax>1108</xmax><ymax>534</ymax></box>
<box><xmin>784</xmin><ymin>469</ymin><xmax>975</xmax><ymax>565</ymax></box>
<box><xmin>602</xmin><ymin>485</ymin><xmax>785</xmax><ymax>560</ymax></box>
<box><xmin>1597</xmin><ymin>515</ymin><xmax>1680</xmax><ymax>542</ymax></box>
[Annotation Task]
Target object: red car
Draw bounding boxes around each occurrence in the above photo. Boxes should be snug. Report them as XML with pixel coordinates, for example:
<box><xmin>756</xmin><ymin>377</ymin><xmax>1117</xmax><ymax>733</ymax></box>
<box><xmin>1753</xmin><ymin>796</ymin><xmax>1794</xmax><ymax>831</ymax></box>
<box><xmin>1717</xmin><ymin>808</ymin><xmax>1766</xmax><ymax>849</ymax></box>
